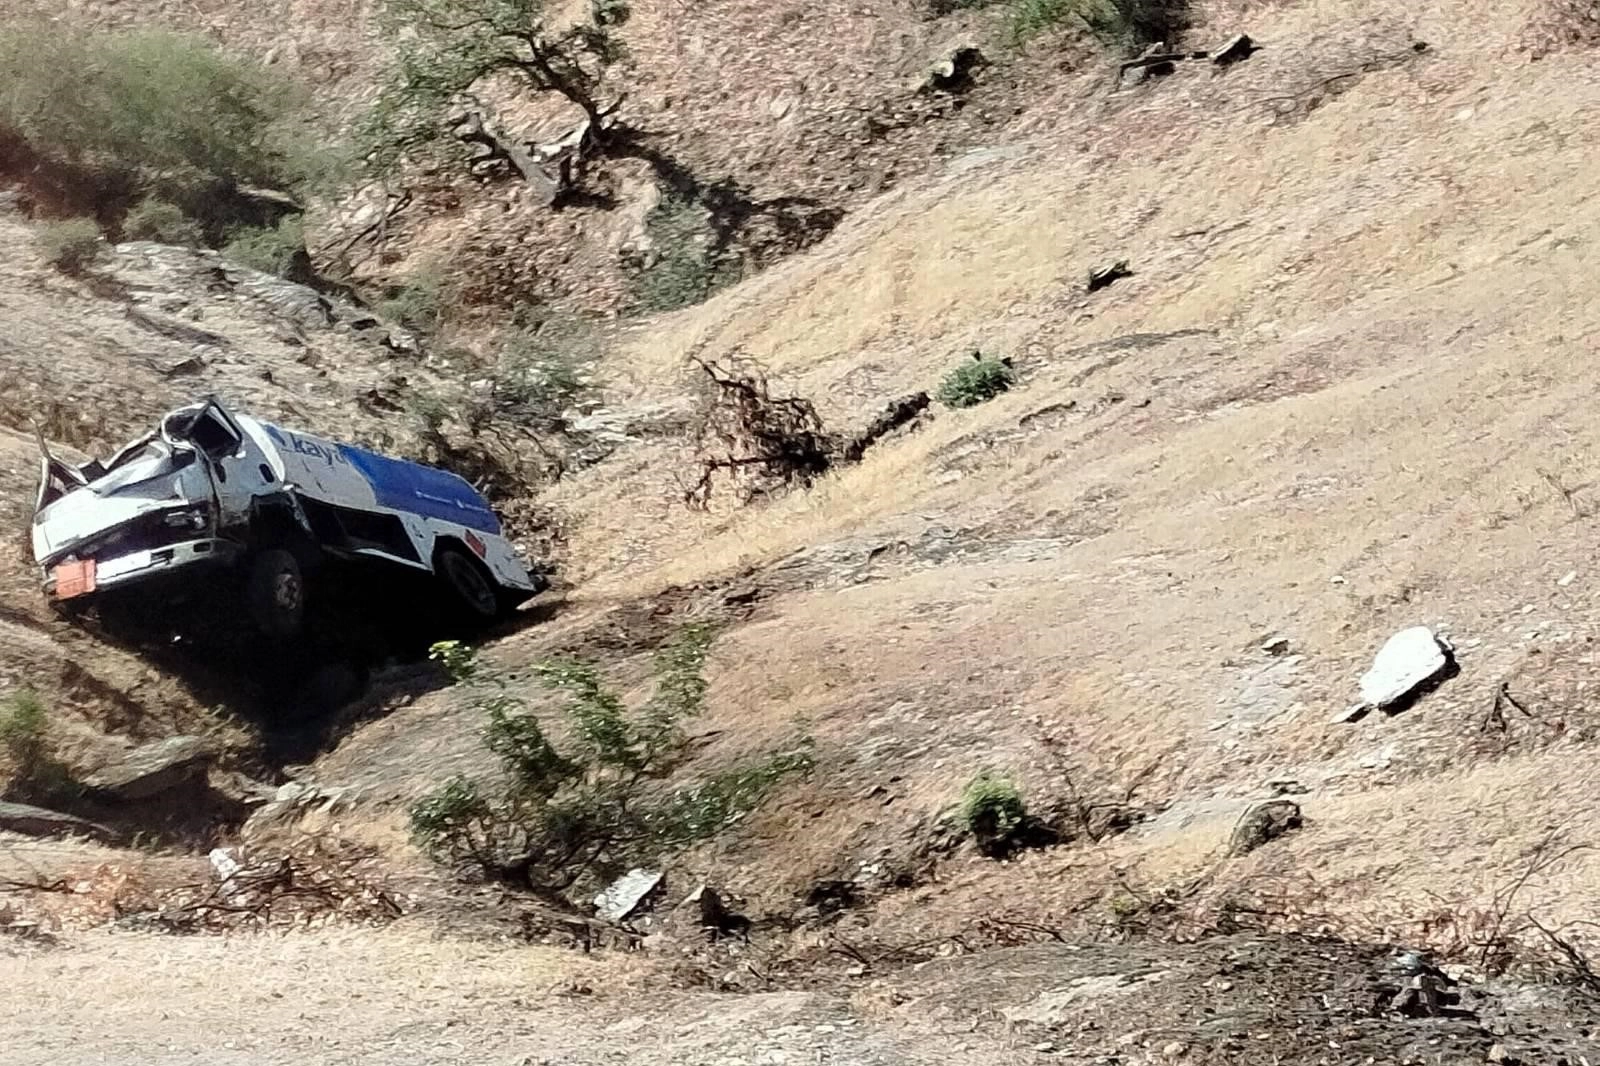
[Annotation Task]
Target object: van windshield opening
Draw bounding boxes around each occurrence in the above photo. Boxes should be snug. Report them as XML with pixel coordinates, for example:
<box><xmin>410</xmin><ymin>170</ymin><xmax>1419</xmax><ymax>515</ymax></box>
<box><xmin>167</xmin><ymin>408</ymin><xmax>241</xmax><ymax>460</ymax></box>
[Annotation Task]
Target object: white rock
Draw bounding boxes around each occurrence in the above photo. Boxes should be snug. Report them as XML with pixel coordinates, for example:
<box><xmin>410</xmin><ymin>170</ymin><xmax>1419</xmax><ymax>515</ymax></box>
<box><xmin>1358</xmin><ymin>626</ymin><xmax>1455</xmax><ymax>709</ymax></box>
<box><xmin>593</xmin><ymin>868</ymin><xmax>663</xmax><ymax>923</ymax></box>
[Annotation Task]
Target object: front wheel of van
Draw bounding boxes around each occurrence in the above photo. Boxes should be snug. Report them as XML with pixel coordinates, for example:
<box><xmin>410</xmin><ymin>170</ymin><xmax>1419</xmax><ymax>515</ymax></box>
<box><xmin>246</xmin><ymin>548</ymin><xmax>306</xmax><ymax>639</ymax></box>
<box><xmin>437</xmin><ymin>545</ymin><xmax>500</xmax><ymax>623</ymax></box>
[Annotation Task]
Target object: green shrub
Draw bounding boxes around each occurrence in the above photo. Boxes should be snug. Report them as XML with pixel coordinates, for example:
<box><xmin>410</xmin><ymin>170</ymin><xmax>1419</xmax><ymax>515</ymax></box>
<box><xmin>123</xmin><ymin>198</ymin><xmax>203</xmax><ymax>246</ymax></box>
<box><xmin>1008</xmin><ymin>0</ymin><xmax>1188</xmax><ymax>47</ymax></box>
<box><xmin>0</xmin><ymin>690</ymin><xmax>47</xmax><ymax>766</ymax></box>
<box><xmin>491</xmin><ymin>327</ymin><xmax>583</xmax><ymax>421</ymax></box>
<box><xmin>221</xmin><ymin>216</ymin><xmax>307</xmax><ymax>277</ymax></box>
<box><xmin>1008</xmin><ymin>0</ymin><xmax>1082</xmax><ymax>40</ymax></box>
<box><xmin>961</xmin><ymin>772</ymin><xmax>1027</xmax><ymax>848</ymax></box>
<box><xmin>0</xmin><ymin>23</ymin><xmax>327</xmax><ymax>191</ymax></box>
<box><xmin>936</xmin><ymin>354</ymin><xmax>1015</xmax><ymax>408</ymax></box>
<box><xmin>0</xmin><ymin>689</ymin><xmax>75</xmax><ymax>803</ymax></box>
<box><xmin>35</xmin><ymin>219</ymin><xmax>103</xmax><ymax>274</ymax></box>
<box><xmin>631</xmin><ymin>190</ymin><xmax>740</xmax><ymax>313</ymax></box>
<box><xmin>411</xmin><ymin>628</ymin><xmax>813</xmax><ymax>893</ymax></box>
<box><xmin>376</xmin><ymin>266</ymin><xmax>450</xmax><ymax>333</ymax></box>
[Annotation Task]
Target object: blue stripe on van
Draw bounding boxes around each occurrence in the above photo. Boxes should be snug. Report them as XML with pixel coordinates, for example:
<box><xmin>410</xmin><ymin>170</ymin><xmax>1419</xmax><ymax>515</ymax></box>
<box><xmin>336</xmin><ymin>444</ymin><xmax>502</xmax><ymax>535</ymax></box>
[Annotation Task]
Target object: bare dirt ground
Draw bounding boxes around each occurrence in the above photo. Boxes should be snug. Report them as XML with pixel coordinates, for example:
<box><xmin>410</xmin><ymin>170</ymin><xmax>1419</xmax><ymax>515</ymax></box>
<box><xmin>7</xmin><ymin>0</ymin><xmax>1600</xmax><ymax>1059</ymax></box>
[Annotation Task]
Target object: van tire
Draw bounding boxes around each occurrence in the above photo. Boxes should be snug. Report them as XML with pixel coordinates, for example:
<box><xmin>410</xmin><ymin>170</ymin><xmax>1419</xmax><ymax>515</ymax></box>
<box><xmin>246</xmin><ymin>548</ymin><xmax>306</xmax><ymax>639</ymax></box>
<box><xmin>436</xmin><ymin>545</ymin><xmax>501</xmax><ymax>623</ymax></box>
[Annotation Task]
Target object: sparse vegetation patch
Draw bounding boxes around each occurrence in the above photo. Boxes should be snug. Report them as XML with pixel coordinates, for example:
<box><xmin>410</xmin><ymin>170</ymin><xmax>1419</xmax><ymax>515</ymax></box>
<box><xmin>35</xmin><ymin>219</ymin><xmax>103</xmax><ymax>275</ymax></box>
<box><xmin>630</xmin><ymin>190</ymin><xmax>740</xmax><ymax>313</ymax></box>
<box><xmin>221</xmin><ymin>217</ymin><xmax>309</xmax><ymax>279</ymax></box>
<box><xmin>0</xmin><ymin>23</ymin><xmax>331</xmax><ymax>193</ymax></box>
<box><xmin>122</xmin><ymin>198</ymin><xmax>204</xmax><ymax>246</ymax></box>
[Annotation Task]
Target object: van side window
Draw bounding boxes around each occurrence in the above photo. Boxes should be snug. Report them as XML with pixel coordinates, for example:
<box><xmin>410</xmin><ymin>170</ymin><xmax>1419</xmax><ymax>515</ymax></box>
<box><xmin>189</xmin><ymin>413</ymin><xmax>240</xmax><ymax>459</ymax></box>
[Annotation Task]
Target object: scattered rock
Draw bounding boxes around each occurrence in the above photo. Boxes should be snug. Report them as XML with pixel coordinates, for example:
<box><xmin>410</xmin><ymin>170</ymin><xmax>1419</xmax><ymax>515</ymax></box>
<box><xmin>243</xmin><ymin>782</ymin><xmax>363</xmax><ymax>833</ymax></box>
<box><xmin>124</xmin><ymin>304</ymin><xmax>230</xmax><ymax>348</ymax></box>
<box><xmin>924</xmin><ymin>45</ymin><xmax>987</xmax><ymax>94</ymax></box>
<box><xmin>594</xmin><ymin>868</ymin><xmax>664</xmax><ymax>923</ymax></box>
<box><xmin>1266</xmin><ymin>777</ymin><xmax>1309</xmax><ymax>796</ymax></box>
<box><xmin>1212</xmin><ymin>33</ymin><xmax>1259</xmax><ymax>66</ymax></box>
<box><xmin>1358</xmin><ymin>626</ymin><xmax>1458</xmax><ymax>712</ymax></box>
<box><xmin>82</xmin><ymin>736</ymin><xmax>211</xmax><ymax>801</ymax></box>
<box><xmin>803</xmin><ymin>879</ymin><xmax>860</xmax><ymax>917</ymax></box>
<box><xmin>1260</xmin><ymin>635</ymin><xmax>1292</xmax><ymax>657</ymax></box>
<box><xmin>1227</xmin><ymin>799</ymin><xmax>1302</xmax><ymax>856</ymax></box>
<box><xmin>208</xmin><ymin>846</ymin><xmax>245</xmax><ymax>898</ymax></box>
<box><xmin>1087</xmin><ymin>261</ymin><xmax>1133</xmax><ymax>292</ymax></box>
<box><xmin>160</xmin><ymin>355</ymin><xmax>207</xmax><ymax>377</ymax></box>
<box><xmin>1329</xmin><ymin>702</ymin><xmax>1371</xmax><ymax>725</ymax></box>
<box><xmin>0</xmin><ymin>800</ymin><xmax>112</xmax><ymax>840</ymax></box>
<box><xmin>681</xmin><ymin>884</ymin><xmax>752</xmax><ymax>941</ymax></box>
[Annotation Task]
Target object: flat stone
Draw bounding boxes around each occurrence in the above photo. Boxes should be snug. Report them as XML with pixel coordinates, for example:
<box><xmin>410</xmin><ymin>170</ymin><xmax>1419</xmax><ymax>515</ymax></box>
<box><xmin>594</xmin><ymin>868</ymin><xmax>663</xmax><ymax>923</ymax></box>
<box><xmin>1358</xmin><ymin>627</ymin><xmax>1455</xmax><ymax>709</ymax></box>
<box><xmin>83</xmin><ymin>736</ymin><xmax>211</xmax><ymax>800</ymax></box>
<box><xmin>0</xmin><ymin>800</ymin><xmax>112</xmax><ymax>840</ymax></box>
<box><xmin>1227</xmin><ymin>800</ymin><xmax>1302</xmax><ymax>857</ymax></box>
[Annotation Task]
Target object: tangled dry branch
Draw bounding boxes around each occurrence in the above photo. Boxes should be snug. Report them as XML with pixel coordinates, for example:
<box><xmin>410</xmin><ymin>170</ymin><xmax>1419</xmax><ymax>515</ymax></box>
<box><xmin>681</xmin><ymin>358</ymin><xmax>930</xmax><ymax>508</ymax></box>
<box><xmin>135</xmin><ymin>837</ymin><xmax>405</xmax><ymax>933</ymax></box>
<box><xmin>683</xmin><ymin>358</ymin><xmax>833</xmax><ymax>508</ymax></box>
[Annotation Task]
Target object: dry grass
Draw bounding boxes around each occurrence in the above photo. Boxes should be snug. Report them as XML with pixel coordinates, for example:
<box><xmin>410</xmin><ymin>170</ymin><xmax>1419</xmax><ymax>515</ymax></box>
<box><xmin>505</xmin><ymin>0</ymin><xmax>1600</xmax><ymax>942</ymax></box>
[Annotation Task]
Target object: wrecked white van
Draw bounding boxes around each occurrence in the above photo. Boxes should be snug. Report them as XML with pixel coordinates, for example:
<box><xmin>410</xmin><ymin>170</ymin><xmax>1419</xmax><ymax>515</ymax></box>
<box><xmin>32</xmin><ymin>398</ymin><xmax>543</xmax><ymax>638</ymax></box>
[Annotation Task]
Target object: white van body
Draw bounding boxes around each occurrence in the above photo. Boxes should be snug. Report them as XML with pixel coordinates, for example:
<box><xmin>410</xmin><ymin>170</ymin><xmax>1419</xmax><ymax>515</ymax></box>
<box><xmin>31</xmin><ymin>398</ymin><xmax>541</xmax><ymax>636</ymax></box>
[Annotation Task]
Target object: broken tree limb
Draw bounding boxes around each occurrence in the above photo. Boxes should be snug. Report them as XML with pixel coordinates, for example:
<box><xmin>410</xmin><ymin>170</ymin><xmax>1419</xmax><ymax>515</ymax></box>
<box><xmin>449</xmin><ymin>111</ymin><xmax>563</xmax><ymax>204</ymax></box>
<box><xmin>838</xmin><ymin>392</ymin><xmax>930</xmax><ymax>463</ymax></box>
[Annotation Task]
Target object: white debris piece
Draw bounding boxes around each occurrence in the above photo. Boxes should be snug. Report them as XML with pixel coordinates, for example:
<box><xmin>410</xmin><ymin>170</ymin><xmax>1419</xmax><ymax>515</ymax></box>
<box><xmin>209</xmin><ymin>847</ymin><xmax>244</xmax><ymax>896</ymax></box>
<box><xmin>593</xmin><ymin>868</ymin><xmax>663</xmax><ymax>923</ymax></box>
<box><xmin>1358</xmin><ymin>626</ymin><xmax>1455</xmax><ymax>709</ymax></box>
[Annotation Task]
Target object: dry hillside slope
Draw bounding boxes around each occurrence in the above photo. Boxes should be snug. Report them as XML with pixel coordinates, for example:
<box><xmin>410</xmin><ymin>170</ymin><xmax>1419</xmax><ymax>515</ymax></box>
<box><xmin>6</xmin><ymin>0</ymin><xmax>1600</xmax><ymax>1061</ymax></box>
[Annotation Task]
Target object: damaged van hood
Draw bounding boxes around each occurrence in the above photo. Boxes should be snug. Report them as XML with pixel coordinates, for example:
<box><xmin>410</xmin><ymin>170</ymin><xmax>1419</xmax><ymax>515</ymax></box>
<box><xmin>32</xmin><ymin>450</ymin><xmax>210</xmax><ymax>563</ymax></box>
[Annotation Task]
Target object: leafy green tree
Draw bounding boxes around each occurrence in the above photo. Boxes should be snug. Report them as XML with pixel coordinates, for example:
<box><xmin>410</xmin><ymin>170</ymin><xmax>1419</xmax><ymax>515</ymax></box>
<box><xmin>362</xmin><ymin>0</ymin><xmax>629</xmax><ymax>176</ymax></box>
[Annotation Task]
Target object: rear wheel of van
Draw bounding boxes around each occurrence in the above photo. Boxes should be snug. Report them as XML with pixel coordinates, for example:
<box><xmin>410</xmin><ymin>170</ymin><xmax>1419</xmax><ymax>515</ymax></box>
<box><xmin>436</xmin><ymin>545</ymin><xmax>500</xmax><ymax>623</ymax></box>
<box><xmin>246</xmin><ymin>548</ymin><xmax>306</xmax><ymax>639</ymax></box>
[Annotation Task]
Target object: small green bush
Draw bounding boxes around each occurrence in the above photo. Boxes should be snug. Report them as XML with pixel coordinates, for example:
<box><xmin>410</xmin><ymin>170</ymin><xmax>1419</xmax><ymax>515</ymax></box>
<box><xmin>0</xmin><ymin>689</ymin><xmax>75</xmax><ymax>803</ymax></box>
<box><xmin>1008</xmin><ymin>0</ymin><xmax>1081</xmax><ymax>40</ymax></box>
<box><xmin>35</xmin><ymin>219</ymin><xmax>103</xmax><ymax>274</ymax></box>
<box><xmin>377</xmin><ymin>266</ymin><xmax>450</xmax><ymax>334</ymax></box>
<box><xmin>123</xmin><ymin>198</ymin><xmax>203</xmax><ymax>246</ymax></box>
<box><xmin>0</xmin><ymin>690</ymin><xmax>47</xmax><ymax>764</ymax></box>
<box><xmin>936</xmin><ymin>354</ymin><xmax>1015</xmax><ymax>408</ymax></box>
<box><xmin>1008</xmin><ymin>0</ymin><xmax>1188</xmax><ymax>47</ymax></box>
<box><xmin>631</xmin><ymin>190</ymin><xmax>739</xmax><ymax>314</ymax></box>
<box><xmin>221</xmin><ymin>216</ymin><xmax>306</xmax><ymax>277</ymax></box>
<box><xmin>961</xmin><ymin>772</ymin><xmax>1027</xmax><ymax>848</ymax></box>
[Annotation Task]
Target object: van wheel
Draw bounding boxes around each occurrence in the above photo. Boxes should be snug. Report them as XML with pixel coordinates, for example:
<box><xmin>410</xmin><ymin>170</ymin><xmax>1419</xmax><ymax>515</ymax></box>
<box><xmin>246</xmin><ymin>548</ymin><xmax>305</xmax><ymax>639</ymax></box>
<box><xmin>437</xmin><ymin>545</ymin><xmax>500</xmax><ymax>622</ymax></box>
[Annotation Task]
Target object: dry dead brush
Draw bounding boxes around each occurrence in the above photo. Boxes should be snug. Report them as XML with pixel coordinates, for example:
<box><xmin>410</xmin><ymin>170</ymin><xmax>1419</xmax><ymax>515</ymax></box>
<box><xmin>682</xmin><ymin>357</ymin><xmax>929</xmax><ymax>507</ymax></box>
